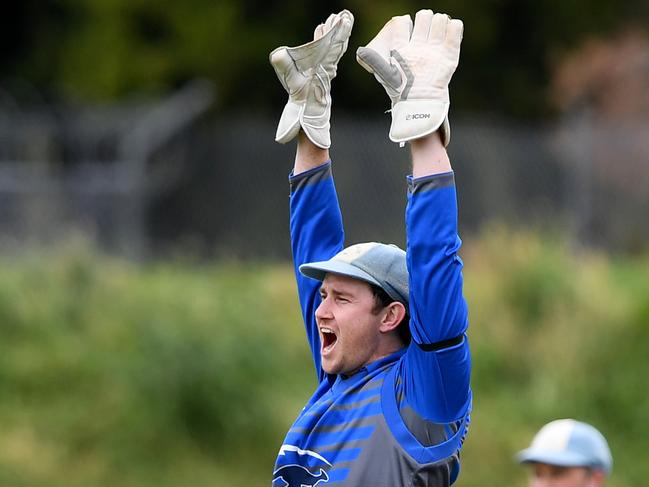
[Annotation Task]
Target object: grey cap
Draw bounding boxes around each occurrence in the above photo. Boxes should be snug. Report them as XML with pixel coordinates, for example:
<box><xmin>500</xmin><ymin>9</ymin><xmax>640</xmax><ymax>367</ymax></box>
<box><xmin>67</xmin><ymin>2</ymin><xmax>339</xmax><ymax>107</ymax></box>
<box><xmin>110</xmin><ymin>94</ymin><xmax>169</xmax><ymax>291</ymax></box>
<box><xmin>517</xmin><ymin>419</ymin><xmax>612</xmax><ymax>474</ymax></box>
<box><xmin>299</xmin><ymin>242</ymin><xmax>409</xmax><ymax>306</ymax></box>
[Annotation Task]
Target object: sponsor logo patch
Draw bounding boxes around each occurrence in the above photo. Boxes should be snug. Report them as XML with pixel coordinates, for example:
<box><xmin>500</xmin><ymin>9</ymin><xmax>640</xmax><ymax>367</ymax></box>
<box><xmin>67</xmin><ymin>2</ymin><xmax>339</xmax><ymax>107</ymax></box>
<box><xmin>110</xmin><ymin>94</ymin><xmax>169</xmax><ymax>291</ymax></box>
<box><xmin>406</xmin><ymin>113</ymin><xmax>431</xmax><ymax>120</ymax></box>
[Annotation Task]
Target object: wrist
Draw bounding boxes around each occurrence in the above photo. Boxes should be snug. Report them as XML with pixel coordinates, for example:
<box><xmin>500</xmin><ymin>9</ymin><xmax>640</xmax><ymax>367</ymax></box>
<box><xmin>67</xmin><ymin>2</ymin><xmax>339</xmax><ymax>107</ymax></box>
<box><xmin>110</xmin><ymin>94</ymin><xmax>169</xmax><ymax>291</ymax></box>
<box><xmin>294</xmin><ymin>131</ymin><xmax>330</xmax><ymax>174</ymax></box>
<box><xmin>410</xmin><ymin>131</ymin><xmax>451</xmax><ymax>178</ymax></box>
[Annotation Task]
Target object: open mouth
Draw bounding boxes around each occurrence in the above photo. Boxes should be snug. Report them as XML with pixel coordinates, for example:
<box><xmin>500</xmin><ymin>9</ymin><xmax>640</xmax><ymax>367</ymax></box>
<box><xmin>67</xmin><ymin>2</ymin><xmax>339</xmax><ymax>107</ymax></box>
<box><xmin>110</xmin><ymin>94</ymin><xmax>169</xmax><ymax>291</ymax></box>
<box><xmin>320</xmin><ymin>327</ymin><xmax>338</xmax><ymax>354</ymax></box>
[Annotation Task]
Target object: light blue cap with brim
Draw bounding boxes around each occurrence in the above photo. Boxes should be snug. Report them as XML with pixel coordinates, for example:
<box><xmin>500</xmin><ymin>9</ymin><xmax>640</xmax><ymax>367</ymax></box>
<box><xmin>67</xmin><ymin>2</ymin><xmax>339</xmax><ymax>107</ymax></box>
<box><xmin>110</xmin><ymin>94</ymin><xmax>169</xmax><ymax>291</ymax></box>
<box><xmin>299</xmin><ymin>242</ymin><xmax>409</xmax><ymax>307</ymax></box>
<box><xmin>517</xmin><ymin>419</ymin><xmax>612</xmax><ymax>474</ymax></box>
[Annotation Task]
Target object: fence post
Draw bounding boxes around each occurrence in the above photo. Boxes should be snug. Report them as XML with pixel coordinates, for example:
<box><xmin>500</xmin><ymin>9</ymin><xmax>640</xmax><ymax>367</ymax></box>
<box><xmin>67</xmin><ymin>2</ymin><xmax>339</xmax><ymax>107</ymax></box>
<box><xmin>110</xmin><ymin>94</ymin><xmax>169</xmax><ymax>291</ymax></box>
<box><xmin>116</xmin><ymin>80</ymin><xmax>215</xmax><ymax>260</ymax></box>
<box><xmin>561</xmin><ymin>104</ymin><xmax>594</xmax><ymax>250</ymax></box>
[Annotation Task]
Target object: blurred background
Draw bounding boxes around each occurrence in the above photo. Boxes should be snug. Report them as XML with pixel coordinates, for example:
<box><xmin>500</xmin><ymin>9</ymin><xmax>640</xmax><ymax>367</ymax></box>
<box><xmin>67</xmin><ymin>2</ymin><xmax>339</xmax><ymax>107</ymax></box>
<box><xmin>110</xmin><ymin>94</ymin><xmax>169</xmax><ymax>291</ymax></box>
<box><xmin>0</xmin><ymin>0</ymin><xmax>647</xmax><ymax>485</ymax></box>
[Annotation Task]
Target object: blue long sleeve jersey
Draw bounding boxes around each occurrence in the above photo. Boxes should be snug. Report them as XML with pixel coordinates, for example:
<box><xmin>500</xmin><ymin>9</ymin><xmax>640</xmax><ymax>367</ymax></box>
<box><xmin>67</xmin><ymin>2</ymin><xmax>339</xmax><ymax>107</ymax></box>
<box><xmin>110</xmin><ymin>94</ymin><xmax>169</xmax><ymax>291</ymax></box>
<box><xmin>273</xmin><ymin>162</ymin><xmax>471</xmax><ymax>487</ymax></box>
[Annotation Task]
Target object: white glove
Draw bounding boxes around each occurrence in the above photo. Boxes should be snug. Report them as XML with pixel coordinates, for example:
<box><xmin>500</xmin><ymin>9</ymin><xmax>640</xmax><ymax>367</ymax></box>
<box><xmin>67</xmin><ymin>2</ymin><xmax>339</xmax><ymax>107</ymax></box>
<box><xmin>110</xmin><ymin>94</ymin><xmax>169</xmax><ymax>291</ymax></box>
<box><xmin>356</xmin><ymin>10</ymin><xmax>463</xmax><ymax>146</ymax></box>
<box><xmin>270</xmin><ymin>10</ymin><xmax>354</xmax><ymax>149</ymax></box>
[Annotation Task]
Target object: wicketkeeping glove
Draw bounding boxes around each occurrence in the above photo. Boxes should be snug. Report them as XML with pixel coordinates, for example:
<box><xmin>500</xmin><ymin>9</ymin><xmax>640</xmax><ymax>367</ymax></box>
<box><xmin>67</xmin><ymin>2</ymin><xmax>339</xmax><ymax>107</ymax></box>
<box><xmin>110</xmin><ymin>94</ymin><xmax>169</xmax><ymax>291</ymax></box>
<box><xmin>270</xmin><ymin>10</ymin><xmax>354</xmax><ymax>149</ymax></box>
<box><xmin>356</xmin><ymin>10</ymin><xmax>463</xmax><ymax>146</ymax></box>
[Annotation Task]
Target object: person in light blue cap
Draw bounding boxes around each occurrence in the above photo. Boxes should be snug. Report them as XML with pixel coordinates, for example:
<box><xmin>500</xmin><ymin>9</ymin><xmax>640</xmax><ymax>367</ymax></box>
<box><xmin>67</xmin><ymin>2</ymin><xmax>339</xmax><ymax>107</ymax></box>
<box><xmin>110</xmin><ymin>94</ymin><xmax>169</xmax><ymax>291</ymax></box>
<box><xmin>517</xmin><ymin>419</ymin><xmax>612</xmax><ymax>486</ymax></box>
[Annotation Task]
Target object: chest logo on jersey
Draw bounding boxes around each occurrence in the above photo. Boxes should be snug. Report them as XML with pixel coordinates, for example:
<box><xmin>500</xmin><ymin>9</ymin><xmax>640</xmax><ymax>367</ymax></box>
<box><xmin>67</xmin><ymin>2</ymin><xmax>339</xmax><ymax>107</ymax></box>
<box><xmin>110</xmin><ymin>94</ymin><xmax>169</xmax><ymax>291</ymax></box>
<box><xmin>272</xmin><ymin>465</ymin><xmax>328</xmax><ymax>487</ymax></box>
<box><xmin>273</xmin><ymin>445</ymin><xmax>331</xmax><ymax>486</ymax></box>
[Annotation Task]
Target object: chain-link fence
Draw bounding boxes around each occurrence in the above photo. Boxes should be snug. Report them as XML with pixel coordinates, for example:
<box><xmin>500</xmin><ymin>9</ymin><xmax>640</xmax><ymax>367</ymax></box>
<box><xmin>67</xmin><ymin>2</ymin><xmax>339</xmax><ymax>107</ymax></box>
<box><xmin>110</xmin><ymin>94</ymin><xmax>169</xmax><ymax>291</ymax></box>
<box><xmin>202</xmin><ymin>112</ymin><xmax>648</xmax><ymax>258</ymax></box>
<box><xmin>1</xmin><ymin>101</ymin><xmax>647</xmax><ymax>259</ymax></box>
<box><xmin>0</xmin><ymin>81</ymin><xmax>214</xmax><ymax>258</ymax></box>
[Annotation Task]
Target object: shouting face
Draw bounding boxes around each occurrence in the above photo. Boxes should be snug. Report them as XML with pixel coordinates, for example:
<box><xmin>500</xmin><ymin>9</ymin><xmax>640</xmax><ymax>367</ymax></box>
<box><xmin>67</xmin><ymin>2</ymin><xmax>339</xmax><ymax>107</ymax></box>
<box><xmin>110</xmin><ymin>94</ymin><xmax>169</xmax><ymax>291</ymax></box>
<box><xmin>316</xmin><ymin>273</ymin><xmax>403</xmax><ymax>375</ymax></box>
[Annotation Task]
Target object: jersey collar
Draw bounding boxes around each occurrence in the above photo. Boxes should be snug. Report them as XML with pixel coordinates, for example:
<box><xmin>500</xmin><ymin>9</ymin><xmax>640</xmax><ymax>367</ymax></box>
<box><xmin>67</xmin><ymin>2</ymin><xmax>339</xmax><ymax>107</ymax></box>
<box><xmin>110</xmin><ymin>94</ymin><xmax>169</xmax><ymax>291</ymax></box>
<box><xmin>330</xmin><ymin>347</ymin><xmax>406</xmax><ymax>395</ymax></box>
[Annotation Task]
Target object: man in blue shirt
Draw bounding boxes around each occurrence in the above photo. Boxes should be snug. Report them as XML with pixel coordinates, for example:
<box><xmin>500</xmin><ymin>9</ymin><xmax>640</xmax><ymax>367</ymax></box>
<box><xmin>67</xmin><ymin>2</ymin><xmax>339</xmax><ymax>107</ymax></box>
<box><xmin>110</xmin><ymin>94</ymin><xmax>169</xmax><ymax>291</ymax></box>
<box><xmin>270</xmin><ymin>9</ymin><xmax>471</xmax><ymax>486</ymax></box>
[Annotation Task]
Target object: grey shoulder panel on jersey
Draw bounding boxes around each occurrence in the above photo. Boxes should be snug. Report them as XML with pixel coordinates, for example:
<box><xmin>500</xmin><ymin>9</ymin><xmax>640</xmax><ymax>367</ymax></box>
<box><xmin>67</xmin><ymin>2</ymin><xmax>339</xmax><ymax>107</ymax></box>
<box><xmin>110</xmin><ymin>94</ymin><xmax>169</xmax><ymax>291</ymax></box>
<box><xmin>339</xmin><ymin>414</ymin><xmax>453</xmax><ymax>486</ymax></box>
<box><xmin>400</xmin><ymin>404</ymin><xmax>456</xmax><ymax>447</ymax></box>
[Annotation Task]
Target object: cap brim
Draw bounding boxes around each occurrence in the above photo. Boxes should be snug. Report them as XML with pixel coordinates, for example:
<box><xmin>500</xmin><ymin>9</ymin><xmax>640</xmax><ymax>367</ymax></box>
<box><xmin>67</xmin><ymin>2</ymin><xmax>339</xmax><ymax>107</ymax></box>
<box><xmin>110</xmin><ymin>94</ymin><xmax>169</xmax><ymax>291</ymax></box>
<box><xmin>299</xmin><ymin>260</ymin><xmax>382</xmax><ymax>288</ymax></box>
<box><xmin>517</xmin><ymin>448</ymin><xmax>597</xmax><ymax>469</ymax></box>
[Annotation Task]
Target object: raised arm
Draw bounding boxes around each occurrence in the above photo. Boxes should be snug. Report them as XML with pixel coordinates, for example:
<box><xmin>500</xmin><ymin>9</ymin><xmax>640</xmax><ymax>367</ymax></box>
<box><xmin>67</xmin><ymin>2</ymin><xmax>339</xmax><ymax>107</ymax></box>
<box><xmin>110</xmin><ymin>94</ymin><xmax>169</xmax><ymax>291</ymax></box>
<box><xmin>358</xmin><ymin>10</ymin><xmax>470</xmax><ymax>423</ymax></box>
<box><xmin>271</xmin><ymin>11</ymin><xmax>353</xmax><ymax>378</ymax></box>
<box><xmin>403</xmin><ymin>139</ymin><xmax>470</xmax><ymax>423</ymax></box>
<box><xmin>289</xmin><ymin>137</ymin><xmax>343</xmax><ymax>379</ymax></box>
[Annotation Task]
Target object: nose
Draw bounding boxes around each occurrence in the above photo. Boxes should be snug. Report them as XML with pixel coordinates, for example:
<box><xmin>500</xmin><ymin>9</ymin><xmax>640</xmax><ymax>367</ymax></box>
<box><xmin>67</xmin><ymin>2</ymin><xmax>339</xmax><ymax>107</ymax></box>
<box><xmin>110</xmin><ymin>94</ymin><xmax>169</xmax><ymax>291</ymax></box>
<box><xmin>531</xmin><ymin>477</ymin><xmax>551</xmax><ymax>487</ymax></box>
<box><xmin>315</xmin><ymin>296</ymin><xmax>333</xmax><ymax>321</ymax></box>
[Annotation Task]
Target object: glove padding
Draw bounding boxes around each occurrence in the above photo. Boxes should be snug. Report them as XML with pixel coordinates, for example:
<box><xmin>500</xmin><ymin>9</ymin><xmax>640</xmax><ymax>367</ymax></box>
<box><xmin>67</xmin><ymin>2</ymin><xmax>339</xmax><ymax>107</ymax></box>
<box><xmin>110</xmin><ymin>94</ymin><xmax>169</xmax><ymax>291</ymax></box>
<box><xmin>356</xmin><ymin>10</ymin><xmax>463</xmax><ymax>146</ymax></box>
<box><xmin>270</xmin><ymin>10</ymin><xmax>354</xmax><ymax>149</ymax></box>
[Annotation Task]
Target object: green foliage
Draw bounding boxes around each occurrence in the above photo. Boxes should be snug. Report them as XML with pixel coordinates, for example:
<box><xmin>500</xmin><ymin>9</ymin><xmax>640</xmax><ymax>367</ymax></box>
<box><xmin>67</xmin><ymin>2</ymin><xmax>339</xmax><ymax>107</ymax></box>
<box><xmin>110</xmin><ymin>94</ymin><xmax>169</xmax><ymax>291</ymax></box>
<box><xmin>0</xmin><ymin>244</ymin><xmax>311</xmax><ymax>486</ymax></box>
<box><xmin>461</xmin><ymin>228</ymin><xmax>649</xmax><ymax>486</ymax></box>
<box><xmin>0</xmin><ymin>232</ymin><xmax>647</xmax><ymax>485</ymax></box>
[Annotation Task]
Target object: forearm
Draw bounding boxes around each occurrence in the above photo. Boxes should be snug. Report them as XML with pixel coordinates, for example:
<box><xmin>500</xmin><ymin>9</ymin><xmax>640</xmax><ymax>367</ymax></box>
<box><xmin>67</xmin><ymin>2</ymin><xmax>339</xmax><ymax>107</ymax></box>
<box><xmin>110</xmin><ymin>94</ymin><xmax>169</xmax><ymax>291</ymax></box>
<box><xmin>289</xmin><ymin>162</ymin><xmax>344</xmax><ymax>378</ymax></box>
<box><xmin>406</xmin><ymin>173</ymin><xmax>467</xmax><ymax>344</ymax></box>
<box><xmin>410</xmin><ymin>131</ymin><xmax>452</xmax><ymax>178</ymax></box>
<box><xmin>294</xmin><ymin>131</ymin><xmax>330</xmax><ymax>175</ymax></box>
<box><xmin>289</xmin><ymin>162</ymin><xmax>344</xmax><ymax>267</ymax></box>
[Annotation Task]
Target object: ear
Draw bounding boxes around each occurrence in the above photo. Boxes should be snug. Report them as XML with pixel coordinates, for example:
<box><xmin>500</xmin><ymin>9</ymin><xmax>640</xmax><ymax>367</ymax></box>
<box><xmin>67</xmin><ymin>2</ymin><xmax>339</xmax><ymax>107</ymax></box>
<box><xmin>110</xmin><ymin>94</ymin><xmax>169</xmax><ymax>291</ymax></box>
<box><xmin>378</xmin><ymin>302</ymin><xmax>407</xmax><ymax>333</ymax></box>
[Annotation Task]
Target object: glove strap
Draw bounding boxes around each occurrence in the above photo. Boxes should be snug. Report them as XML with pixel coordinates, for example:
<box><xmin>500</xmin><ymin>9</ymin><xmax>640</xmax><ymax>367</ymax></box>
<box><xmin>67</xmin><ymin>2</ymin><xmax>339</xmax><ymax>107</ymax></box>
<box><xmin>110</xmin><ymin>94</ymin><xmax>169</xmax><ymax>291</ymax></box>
<box><xmin>389</xmin><ymin>100</ymin><xmax>450</xmax><ymax>146</ymax></box>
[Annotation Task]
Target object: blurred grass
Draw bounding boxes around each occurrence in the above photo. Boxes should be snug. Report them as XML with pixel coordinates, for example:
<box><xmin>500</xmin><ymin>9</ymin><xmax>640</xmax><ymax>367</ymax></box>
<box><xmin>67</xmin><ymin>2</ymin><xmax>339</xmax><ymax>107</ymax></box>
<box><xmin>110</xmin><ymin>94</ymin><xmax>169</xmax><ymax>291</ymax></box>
<box><xmin>0</xmin><ymin>230</ymin><xmax>646</xmax><ymax>486</ymax></box>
